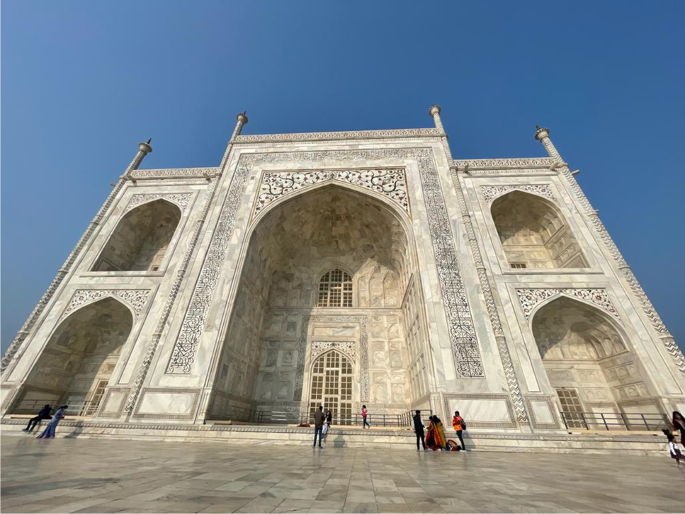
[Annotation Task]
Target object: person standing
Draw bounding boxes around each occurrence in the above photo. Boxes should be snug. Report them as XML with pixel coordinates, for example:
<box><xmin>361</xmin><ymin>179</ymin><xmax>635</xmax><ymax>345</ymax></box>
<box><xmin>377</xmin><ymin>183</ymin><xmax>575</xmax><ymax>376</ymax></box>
<box><xmin>361</xmin><ymin>405</ymin><xmax>370</xmax><ymax>429</ymax></box>
<box><xmin>413</xmin><ymin>410</ymin><xmax>427</xmax><ymax>451</ymax></box>
<box><xmin>452</xmin><ymin>410</ymin><xmax>466</xmax><ymax>450</ymax></box>
<box><xmin>23</xmin><ymin>404</ymin><xmax>52</xmax><ymax>433</ymax></box>
<box><xmin>323</xmin><ymin>410</ymin><xmax>332</xmax><ymax>440</ymax></box>
<box><xmin>36</xmin><ymin>405</ymin><xmax>68</xmax><ymax>439</ymax></box>
<box><xmin>313</xmin><ymin>406</ymin><xmax>325</xmax><ymax>449</ymax></box>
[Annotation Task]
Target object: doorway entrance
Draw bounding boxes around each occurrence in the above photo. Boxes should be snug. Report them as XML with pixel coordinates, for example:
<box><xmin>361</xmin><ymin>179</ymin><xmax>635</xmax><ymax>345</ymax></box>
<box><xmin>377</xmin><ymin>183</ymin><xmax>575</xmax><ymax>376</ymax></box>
<box><xmin>309</xmin><ymin>351</ymin><xmax>353</xmax><ymax>423</ymax></box>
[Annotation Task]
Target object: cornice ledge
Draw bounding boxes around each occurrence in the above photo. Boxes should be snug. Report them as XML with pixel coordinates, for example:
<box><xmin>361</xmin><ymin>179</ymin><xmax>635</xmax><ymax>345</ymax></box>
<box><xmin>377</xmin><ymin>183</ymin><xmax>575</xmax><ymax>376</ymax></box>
<box><xmin>234</xmin><ymin>128</ymin><xmax>443</xmax><ymax>144</ymax></box>
<box><xmin>454</xmin><ymin>157</ymin><xmax>556</xmax><ymax>170</ymax></box>
<box><xmin>129</xmin><ymin>167</ymin><xmax>220</xmax><ymax>180</ymax></box>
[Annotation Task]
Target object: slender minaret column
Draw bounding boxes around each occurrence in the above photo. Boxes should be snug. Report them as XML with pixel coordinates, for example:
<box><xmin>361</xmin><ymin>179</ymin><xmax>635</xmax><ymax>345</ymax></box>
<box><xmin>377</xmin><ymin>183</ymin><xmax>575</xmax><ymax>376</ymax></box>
<box><xmin>125</xmin><ymin>112</ymin><xmax>249</xmax><ymax>420</ymax></box>
<box><xmin>534</xmin><ymin>126</ymin><xmax>563</xmax><ymax>163</ymax></box>
<box><xmin>217</xmin><ymin>112</ymin><xmax>248</xmax><ymax>172</ymax></box>
<box><xmin>429</xmin><ymin>104</ymin><xmax>445</xmax><ymax>133</ymax></box>
<box><xmin>1</xmin><ymin>140</ymin><xmax>153</xmax><ymax>374</ymax></box>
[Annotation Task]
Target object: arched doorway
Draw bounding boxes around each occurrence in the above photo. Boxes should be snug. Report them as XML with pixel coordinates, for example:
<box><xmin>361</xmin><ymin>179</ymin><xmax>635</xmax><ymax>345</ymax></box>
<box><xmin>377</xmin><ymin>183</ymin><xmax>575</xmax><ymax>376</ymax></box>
<box><xmin>209</xmin><ymin>184</ymin><xmax>430</xmax><ymax>422</ymax></box>
<box><xmin>93</xmin><ymin>199</ymin><xmax>181</xmax><ymax>271</ymax></box>
<box><xmin>18</xmin><ymin>297</ymin><xmax>133</xmax><ymax>416</ymax></box>
<box><xmin>309</xmin><ymin>350</ymin><xmax>353</xmax><ymax>423</ymax></box>
<box><xmin>532</xmin><ymin>296</ymin><xmax>650</xmax><ymax>428</ymax></box>
<box><xmin>491</xmin><ymin>191</ymin><xmax>587</xmax><ymax>269</ymax></box>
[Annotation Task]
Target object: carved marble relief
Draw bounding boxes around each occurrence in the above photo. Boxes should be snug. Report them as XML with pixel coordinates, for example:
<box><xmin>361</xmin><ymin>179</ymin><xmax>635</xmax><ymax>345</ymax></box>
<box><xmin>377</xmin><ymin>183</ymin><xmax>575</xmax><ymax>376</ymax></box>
<box><xmin>480</xmin><ymin>184</ymin><xmax>555</xmax><ymax>204</ymax></box>
<box><xmin>61</xmin><ymin>289</ymin><xmax>150</xmax><ymax>322</ymax></box>
<box><xmin>517</xmin><ymin>288</ymin><xmax>620</xmax><ymax>322</ymax></box>
<box><xmin>311</xmin><ymin>341</ymin><xmax>356</xmax><ymax>363</ymax></box>
<box><xmin>125</xmin><ymin>193</ymin><xmax>193</xmax><ymax>215</ymax></box>
<box><xmin>253</xmin><ymin>169</ymin><xmax>409</xmax><ymax>218</ymax></box>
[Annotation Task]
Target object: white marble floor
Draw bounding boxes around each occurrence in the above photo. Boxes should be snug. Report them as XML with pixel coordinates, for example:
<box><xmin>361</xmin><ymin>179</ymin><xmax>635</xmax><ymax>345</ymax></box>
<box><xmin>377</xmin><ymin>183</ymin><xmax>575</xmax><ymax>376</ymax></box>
<box><xmin>1</xmin><ymin>434</ymin><xmax>683</xmax><ymax>513</ymax></box>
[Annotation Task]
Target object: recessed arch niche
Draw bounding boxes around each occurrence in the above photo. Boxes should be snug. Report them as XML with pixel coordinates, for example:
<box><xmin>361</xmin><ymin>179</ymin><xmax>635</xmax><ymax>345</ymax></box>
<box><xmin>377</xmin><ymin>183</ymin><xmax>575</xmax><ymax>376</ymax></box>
<box><xmin>20</xmin><ymin>297</ymin><xmax>133</xmax><ymax>414</ymax></box>
<box><xmin>532</xmin><ymin>296</ymin><xmax>650</xmax><ymax>425</ymax></box>
<box><xmin>491</xmin><ymin>191</ymin><xmax>587</xmax><ymax>269</ymax></box>
<box><xmin>209</xmin><ymin>183</ymin><xmax>431</xmax><ymax>421</ymax></box>
<box><xmin>93</xmin><ymin>199</ymin><xmax>181</xmax><ymax>272</ymax></box>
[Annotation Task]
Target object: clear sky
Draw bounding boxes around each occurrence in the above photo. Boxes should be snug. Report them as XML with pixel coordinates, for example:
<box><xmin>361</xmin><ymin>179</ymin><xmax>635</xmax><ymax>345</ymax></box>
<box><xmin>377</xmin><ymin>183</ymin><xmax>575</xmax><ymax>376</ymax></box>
<box><xmin>2</xmin><ymin>1</ymin><xmax>684</xmax><ymax>353</ymax></box>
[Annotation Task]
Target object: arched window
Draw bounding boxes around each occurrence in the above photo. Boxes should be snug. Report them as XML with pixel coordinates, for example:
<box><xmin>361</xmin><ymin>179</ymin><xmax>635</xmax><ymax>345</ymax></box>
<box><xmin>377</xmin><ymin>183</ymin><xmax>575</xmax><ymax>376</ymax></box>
<box><xmin>317</xmin><ymin>269</ymin><xmax>352</xmax><ymax>307</ymax></box>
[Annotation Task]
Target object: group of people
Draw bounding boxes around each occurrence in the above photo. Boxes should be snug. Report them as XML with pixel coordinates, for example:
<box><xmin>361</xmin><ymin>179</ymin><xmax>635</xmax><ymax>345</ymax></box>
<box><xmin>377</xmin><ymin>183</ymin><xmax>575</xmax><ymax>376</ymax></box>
<box><xmin>413</xmin><ymin>410</ymin><xmax>466</xmax><ymax>452</ymax></box>
<box><xmin>664</xmin><ymin>410</ymin><xmax>685</xmax><ymax>465</ymax></box>
<box><xmin>22</xmin><ymin>404</ymin><xmax>68</xmax><ymax>439</ymax></box>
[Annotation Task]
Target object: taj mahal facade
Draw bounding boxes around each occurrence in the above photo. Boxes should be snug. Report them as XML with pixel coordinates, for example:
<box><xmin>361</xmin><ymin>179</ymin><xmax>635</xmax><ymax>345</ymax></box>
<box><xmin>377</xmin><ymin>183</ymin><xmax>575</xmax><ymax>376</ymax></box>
<box><xmin>2</xmin><ymin>106</ymin><xmax>684</xmax><ymax>442</ymax></box>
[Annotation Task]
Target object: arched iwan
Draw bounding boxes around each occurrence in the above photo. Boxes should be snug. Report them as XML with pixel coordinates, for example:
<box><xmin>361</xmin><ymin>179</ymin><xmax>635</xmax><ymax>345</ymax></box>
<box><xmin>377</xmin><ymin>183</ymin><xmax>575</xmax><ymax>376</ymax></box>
<box><xmin>93</xmin><ymin>199</ymin><xmax>181</xmax><ymax>272</ymax></box>
<box><xmin>491</xmin><ymin>190</ymin><xmax>587</xmax><ymax>269</ymax></box>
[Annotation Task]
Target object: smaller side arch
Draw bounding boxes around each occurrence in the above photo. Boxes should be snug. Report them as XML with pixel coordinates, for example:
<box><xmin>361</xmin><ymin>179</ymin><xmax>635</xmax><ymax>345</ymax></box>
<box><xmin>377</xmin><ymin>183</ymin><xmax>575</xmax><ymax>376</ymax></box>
<box><xmin>93</xmin><ymin>198</ymin><xmax>182</xmax><ymax>272</ymax></box>
<box><xmin>491</xmin><ymin>190</ymin><xmax>588</xmax><ymax>269</ymax></box>
<box><xmin>16</xmin><ymin>297</ymin><xmax>134</xmax><ymax>416</ymax></box>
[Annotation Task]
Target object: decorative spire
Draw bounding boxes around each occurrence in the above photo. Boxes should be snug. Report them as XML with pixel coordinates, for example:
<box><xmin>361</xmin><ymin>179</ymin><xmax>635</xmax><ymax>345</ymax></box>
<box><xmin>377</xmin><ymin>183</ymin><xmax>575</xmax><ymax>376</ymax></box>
<box><xmin>429</xmin><ymin>104</ymin><xmax>444</xmax><ymax>132</ymax></box>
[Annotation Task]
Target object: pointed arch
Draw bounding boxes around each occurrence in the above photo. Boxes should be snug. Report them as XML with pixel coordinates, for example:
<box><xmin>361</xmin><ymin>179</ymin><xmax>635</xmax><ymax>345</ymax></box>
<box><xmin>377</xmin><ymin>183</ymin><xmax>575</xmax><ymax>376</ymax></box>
<box><xmin>531</xmin><ymin>296</ymin><xmax>650</xmax><ymax>427</ymax></box>
<box><xmin>19</xmin><ymin>297</ymin><xmax>133</xmax><ymax>415</ymax></box>
<box><xmin>491</xmin><ymin>190</ymin><xmax>587</xmax><ymax>269</ymax></box>
<box><xmin>93</xmin><ymin>198</ymin><xmax>181</xmax><ymax>271</ymax></box>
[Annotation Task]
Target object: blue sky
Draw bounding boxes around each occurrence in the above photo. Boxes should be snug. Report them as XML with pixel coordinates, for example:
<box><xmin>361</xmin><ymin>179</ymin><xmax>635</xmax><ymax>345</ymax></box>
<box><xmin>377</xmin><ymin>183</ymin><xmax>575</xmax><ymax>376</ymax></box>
<box><xmin>2</xmin><ymin>1</ymin><xmax>684</xmax><ymax>353</ymax></box>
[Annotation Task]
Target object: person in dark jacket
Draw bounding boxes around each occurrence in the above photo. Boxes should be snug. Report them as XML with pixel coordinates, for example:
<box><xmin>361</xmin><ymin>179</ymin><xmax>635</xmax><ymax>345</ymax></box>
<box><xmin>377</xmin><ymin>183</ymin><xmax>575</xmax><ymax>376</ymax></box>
<box><xmin>413</xmin><ymin>410</ymin><xmax>427</xmax><ymax>451</ymax></box>
<box><xmin>23</xmin><ymin>404</ymin><xmax>52</xmax><ymax>433</ymax></box>
<box><xmin>313</xmin><ymin>406</ymin><xmax>325</xmax><ymax>449</ymax></box>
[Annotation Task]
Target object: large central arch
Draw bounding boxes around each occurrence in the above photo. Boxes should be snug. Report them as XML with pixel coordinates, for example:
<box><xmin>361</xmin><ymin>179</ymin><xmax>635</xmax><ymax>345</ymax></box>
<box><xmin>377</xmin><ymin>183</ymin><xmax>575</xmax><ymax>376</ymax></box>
<box><xmin>208</xmin><ymin>182</ymin><xmax>431</xmax><ymax>421</ymax></box>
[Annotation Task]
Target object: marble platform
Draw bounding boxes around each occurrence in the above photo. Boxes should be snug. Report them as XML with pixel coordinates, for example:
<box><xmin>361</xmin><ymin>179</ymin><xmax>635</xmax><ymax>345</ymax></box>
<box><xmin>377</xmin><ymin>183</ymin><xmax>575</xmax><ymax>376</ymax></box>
<box><xmin>2</xmin><ymin>434</ymin><xmax>683</xmax><ymax>513</ymax></box>
<box><xmin>1</xmin><ymin>419</ymin><xmax>669</xmax><ymax>456</ymax></box>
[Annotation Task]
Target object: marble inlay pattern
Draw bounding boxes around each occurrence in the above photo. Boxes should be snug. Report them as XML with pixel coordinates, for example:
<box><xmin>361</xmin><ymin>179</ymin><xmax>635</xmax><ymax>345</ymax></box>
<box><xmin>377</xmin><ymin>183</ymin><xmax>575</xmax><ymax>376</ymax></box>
<box><xmin>480</xmin><ymin>185</ymin><xmax>554</xmax><ymax>204</ymax></box>
<box><xmin>124</xmin><ymin>193</ymin><xmax>193</xmax><ymax>215</ymax></box>
<box><xmin>61</xmin><ymin>289</ymin><xmax>150</xmax><ymax>321</ymax></box>
<box><xmin>166</xmin><ymin>148</ymin><xmax>482</xmax><ymax>377</ymax></box>
<box><xmin>235</xmin><ymin>128</ymin><xmax>442</xmax><ymax>143</ymax></box>
<box><xmin>129</xmin><ymin>167</ymin><xmax>219</xmax><ymax>180</ymax></box>
<box><xmin>311</xmin><ymin>341</ymin><xmax>356</xmax><ymax>363</ymax></box>
<box><xmin>253</xmin><ymin>169</ymin><xmax>409</xmax><ymax>218</ymax></box>
<box><xmin>516</xmin><ymin>288</ymin><xmax>620</xmax><ymax>321</ymax></box>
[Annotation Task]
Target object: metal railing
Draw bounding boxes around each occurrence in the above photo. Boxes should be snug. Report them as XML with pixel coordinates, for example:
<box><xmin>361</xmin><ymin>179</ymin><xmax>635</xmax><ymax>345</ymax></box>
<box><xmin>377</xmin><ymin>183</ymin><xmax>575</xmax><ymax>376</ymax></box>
<box><xmin>253</xmin><ymin>410</ymin><xmax>430</xmax><ymax>427</ymax></box>
<box><xmin>8</xmin><ymin>399</ymin><xmax>100</xmax><ymax>418</ymax></box>
<box><xmin>561</xmin><ymin>411</ymin><xmax>670</xmax><ymax>431</ymax></box>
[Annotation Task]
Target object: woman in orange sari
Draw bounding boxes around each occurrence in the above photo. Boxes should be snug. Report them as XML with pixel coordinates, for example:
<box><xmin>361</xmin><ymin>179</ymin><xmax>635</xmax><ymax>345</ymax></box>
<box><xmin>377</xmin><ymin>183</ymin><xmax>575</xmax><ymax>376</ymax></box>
<box><xmin>434</xmin><ymin>416</ymin><xmax>447</xmax><ymax>450</ymax></box>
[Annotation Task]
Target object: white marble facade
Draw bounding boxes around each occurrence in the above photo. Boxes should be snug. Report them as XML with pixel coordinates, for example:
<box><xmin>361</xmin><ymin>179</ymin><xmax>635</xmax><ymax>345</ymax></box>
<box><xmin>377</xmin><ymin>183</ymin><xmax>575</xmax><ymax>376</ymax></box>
<box><xmin>3</xmin><ymin>110</ymin><xmax>685</xmax><ymax>434</ymax></box>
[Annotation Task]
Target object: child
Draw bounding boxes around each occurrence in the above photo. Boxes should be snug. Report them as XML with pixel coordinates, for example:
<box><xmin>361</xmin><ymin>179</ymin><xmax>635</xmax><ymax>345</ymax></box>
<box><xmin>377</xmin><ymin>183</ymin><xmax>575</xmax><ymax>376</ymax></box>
<box><xmin>664</xmin><ymin>430</ymin><xmax>685</xmax><ymax>465</ymax></box>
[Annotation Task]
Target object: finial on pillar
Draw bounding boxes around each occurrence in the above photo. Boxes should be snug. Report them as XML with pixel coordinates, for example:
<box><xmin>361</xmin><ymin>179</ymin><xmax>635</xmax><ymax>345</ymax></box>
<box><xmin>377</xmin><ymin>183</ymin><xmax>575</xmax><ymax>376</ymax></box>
<box><xmin>231</xmin><ymin>111</ymin><xmax>249</xmax><ymax>140</ymax></box>
<box><xmin>534</xmin><ymin>125</ymin><xmax>550</xmax><ymax>142</ymax></box>
<box><xmin>534</xmin><ymin>125</ymin><xmax>562</xmax><ymax>163</ymax></box>
<box><xmin>429</xmin><ymin>104</ymin><xmax>444</xmax><ymax>132</ymax></box>
<box><xmin>124</xmin><ymin>139</ymin><xmax>153</xmax><ymax>177</ymax></box>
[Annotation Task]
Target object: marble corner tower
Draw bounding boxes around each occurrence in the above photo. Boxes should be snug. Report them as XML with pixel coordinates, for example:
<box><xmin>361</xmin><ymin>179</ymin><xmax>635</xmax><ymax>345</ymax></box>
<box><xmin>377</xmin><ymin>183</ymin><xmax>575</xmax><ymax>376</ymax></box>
<box><xmin>2</xmin><ymin>106</ymin><xmax>684</xmax><ymax>436</ymax></box>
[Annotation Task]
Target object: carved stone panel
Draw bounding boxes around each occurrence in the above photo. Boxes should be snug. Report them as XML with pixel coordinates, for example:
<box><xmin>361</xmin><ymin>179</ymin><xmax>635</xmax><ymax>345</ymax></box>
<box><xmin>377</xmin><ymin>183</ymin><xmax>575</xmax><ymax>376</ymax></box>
<box><xmin>60</xmin><ymin>289</ymin><xmax>151</xmax><ymax>322</ymax></box>
<box><xmin>253</xmin><ymin>169</ymin><xmax>409</xmax><ymax>218</ymax></box>
<box><xmin>516</xmin><ymin>288</ymin><xmax>620</xmax><ymax>321</ymax></box>
<box><xmin>480</xmin><ymin>184</ymin><xmax>555</xmax><ymax>204</ymax></box>
<box><xmin>125</xmin><ymin>193</ymin><xmax>193</xmax><ymax>215</ymax></box>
